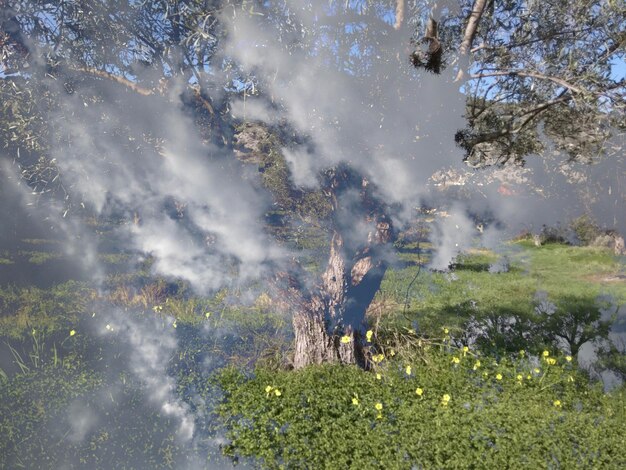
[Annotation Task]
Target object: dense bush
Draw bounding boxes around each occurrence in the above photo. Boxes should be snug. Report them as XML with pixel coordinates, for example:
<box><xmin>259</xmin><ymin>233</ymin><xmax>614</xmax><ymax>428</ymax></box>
<box><xmin>217</xmin><ymin>341</ymin><xmax>626</xmax><ymax>469</ymax></box>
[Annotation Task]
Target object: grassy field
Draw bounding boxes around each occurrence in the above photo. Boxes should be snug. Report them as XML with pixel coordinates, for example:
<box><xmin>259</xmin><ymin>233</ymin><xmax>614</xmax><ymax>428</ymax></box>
<box><xmin>0</xmin><ymin>238</ymin><xmax>624</xmax><ymax>468</ymax></box>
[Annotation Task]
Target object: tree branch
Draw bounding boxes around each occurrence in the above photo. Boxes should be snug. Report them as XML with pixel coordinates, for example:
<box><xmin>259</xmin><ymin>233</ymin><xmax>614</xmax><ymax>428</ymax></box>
<box><xmin>394</xmin><ymin>0</ymin><xmax>405</xmax><ymax>30</ymax></box>
<box><xmin>455</xmin><ymin>0</ymin><xmax>489</xmax><ymax>82</ymax></box>
<box><xmin>470</xmin><ymin>70</ymin><xmax>584</xmax><ymax>94</ymax></box>
<box><xmin>72</xmin><ymin>66</ymin><xmax>154</xmax><ymax>96</ymax></box>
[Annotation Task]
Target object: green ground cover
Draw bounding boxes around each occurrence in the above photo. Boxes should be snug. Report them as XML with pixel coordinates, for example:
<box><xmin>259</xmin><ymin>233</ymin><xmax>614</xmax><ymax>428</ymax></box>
<box><xmin>0</xmin><ymin>239</ymin><xmax>624</xmax><ymax>468</ymax></box>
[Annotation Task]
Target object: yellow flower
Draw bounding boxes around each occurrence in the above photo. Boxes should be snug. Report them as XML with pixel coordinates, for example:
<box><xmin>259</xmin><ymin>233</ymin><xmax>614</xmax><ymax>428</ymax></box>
<box><xmin>565</xmin><ymin>355</ymin><xmax>572</xmax><ymax>362</ymax></box>
<box><xmin>265</xmin><ymin>385</ymin><xmax>273</xmax><ymax>393</ymax></box>
<box><xmin>519</xmin><ymin>349</ymin><xmax>525</xmax><ymax>357</ymax></box>
<box><xmin>547</xmin><ymin>358</ymin><xmax>556</xmax><ymax>365</ymax></box>
<box><xmin>567</xmin><ymin>375</ymin><xmax>574</xmax><ymax>382</ymax></box>
<box><xmin>372</xmin><ymin>353</ymin><xmax>384</xmax><ymax>363</ymax></box>
<box><xmin>451</xmin><ymin>356</ymin><xmax>460</xmax><ymax>364</ymax></box>
<box><xmin>442</xmin><ymin>327</ymin><xmax>449</xmax><ymax>335</ymax></box>
<box><xmin>172</xmin><ymin>321</ymin><xmax>177</xmax><ymax>328</ymax></box>
<box><xmin>69</xmin><ymin>330</ymin><xmax>76</xmax><ymax>337</ymax></box>
<box><xmin>390</xmin><ymin>349</ymin><xmax>396</xmax><ymax>357</ymax></box>
<box><xmin>526</xmin><ymin>374</ymin><xmax>532</xmax><ymax>380</ymax></box>
<box><xmin>274</xmin><ymin>389</ymin><xmax>282</xmax><ymax>397</ymax></box>
<box><xmin>496</xmin><ymin>373</ymin><xmax>503</xmax><ymax>381</ymax></box>
<box><xmin>542</xmin><ymin>350</ymin><xmax>550</xmax><ymax>358</ymax></box>
<box><xmin>352</xmin><ymin>397</ymin><xmax>359</xmax><ymax>406</ymax></box>
<box><xmin>375</xmin><ymin>402</ymin><xmax>383</xmax><ymax>411</ymax></box>
<box><xmin>340</xmin><ymin>335</ymin><xmax>351</xmax><ymax>344</ymax></box>
<box><xmin>376</xmin><ymin>373</ymin><xmax>382</xmax><ymax>380</ymax></box>
<box><xmin>516</xmin><ymin>374</ymin><xmax>523</xmax><ymax>381</ymax></box>
<box><xmin>405</xmin><ymin>365</ymin><xmax>412</xmax><ymax>375</ymax></box>
<box><xmin>415</xmin><ymin>387</ymin><xmax>424</xmax><ymax>396</ymax></box>
<box><xmin>366</xmin><ymin>330</ymin><xmax>373</xmax><ymax>342</ymax></box>
<box><xmin>553</xmin><ymin>400</ymin><xmax>561</xmax><ymax>408</ymax></box>
<box><xmin>441</xmin><ymin>394</ymin><xmax>451</xmax><ymax>406</ymax></box>
<box><xmin>473</xmin><ymin>360</ymin><xmax>481</xmax><ymax>370</ymax></box>
<box><xmin>205</xmin><ymin>312</ymin><xmax>211</xmax><ymax>319</ymax></box>
<box><xmin>534</xmin><ymin>368</ymin><xmax>541</xmax><ymax>374</ymax></box>
<box><xmin>462</xmin><ymin>346</ymin><xmax>469</xmax><ymax>356</ymax></box>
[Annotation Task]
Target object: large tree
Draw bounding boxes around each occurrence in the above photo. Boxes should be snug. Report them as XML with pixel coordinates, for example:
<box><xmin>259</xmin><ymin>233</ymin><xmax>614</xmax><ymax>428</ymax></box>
<box><xmin>1</xmin><ymin>0</ymin><xmax>624</xmax><ymax>368</ymax></box>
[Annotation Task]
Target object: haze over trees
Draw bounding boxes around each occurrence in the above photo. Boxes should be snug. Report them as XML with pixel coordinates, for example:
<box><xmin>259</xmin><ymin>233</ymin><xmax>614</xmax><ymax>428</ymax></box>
<box><xmin>1</xmin><ymin>0</ymin><xmax>624</xmax><ymax>368</ymax></box>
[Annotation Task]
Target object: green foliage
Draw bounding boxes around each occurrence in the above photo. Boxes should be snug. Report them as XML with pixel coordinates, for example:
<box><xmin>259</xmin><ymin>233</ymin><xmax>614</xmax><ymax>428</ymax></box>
<box><xmin>217</xmin><ymin>342</ymin><xmax>626</xmax><ymax>469</ymax></box>
<box><xmin>570</xmin><ymin>215</ymin><xmax>603</xmax><ymax>245</ymax></box>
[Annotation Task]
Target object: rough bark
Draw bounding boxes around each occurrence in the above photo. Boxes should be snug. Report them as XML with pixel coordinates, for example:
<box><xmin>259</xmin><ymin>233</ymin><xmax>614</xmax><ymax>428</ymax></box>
<box><xmin>289</xmin><ymin>211</ymin><xmax>393</xmax><ymax>369</ymax></box>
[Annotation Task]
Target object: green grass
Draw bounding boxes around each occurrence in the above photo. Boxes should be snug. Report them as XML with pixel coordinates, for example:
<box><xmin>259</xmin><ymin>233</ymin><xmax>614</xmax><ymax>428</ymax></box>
<box><xmin>0</xmin><ymin>282</ymin><xmax>94</xmax><ymax>339</ymax></box>
<box><xmin>376</xmin><ymin>242</ymin><xmax>626</xmax><ymax>344</ymax></box>
<box><xmin>18</xmin><ymin>250</ymin><xmax>63</xmax><ymax>264</ymax></box>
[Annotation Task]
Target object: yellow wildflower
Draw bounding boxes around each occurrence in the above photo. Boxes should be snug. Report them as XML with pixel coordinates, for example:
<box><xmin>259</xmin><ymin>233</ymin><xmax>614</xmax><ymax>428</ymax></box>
<box><xmin>496</xmin><ymin>373</ymin><xmax>503</xmax><ymax>381</ymax></box>
<box><xmin>534</xmin><ymin>368</ymin><xmax>541</xmax><ymax>374</ymax></box>
<box><xmin>441</xmin><ymin>394</ymin><xmax>451</xmax><ymax>406</ymax></box>
<box><xmin>265</xmin><ymin>385</ymin><xmax>273</xmax><ymax>393</ymax></box>
<box><xmin>375</xmin><ymin>402</ymin><xmax>383</xmax><ymax>411</ymax></box>
<box><xmin>516</xmin><ymin>374</ymin><xmax>523</xmax><ymax>381</ymax></box>
<box><xmin>452</xmin><ymin>356</ymin><xmax>460</xmax><ymax>364</ymax></box>
<box><xmin>442</xmin><ymin>327</ymin><xmax>449</xmax><ymax>335</ymax></box>
<box><xmin>340</xmin><ymin>335</ymin><xmax>351</xmax><ymax>344</ymax></box>
<box><xmin>542</xmin><ymin>350</ymin><xmax>550</xmax><ymax>358</ymax></box>
<box><xmin>553</xmin><ymin>400</ymin><xmax>561</xmax><ymax>408</ymax></box>
<box><xmin>205</xmin><ymin>312</ymin><xmax>211</xmax><ymax>319</ymax></box>
<box><xmin>172</xmin><ymin>321</ymin><xmax>177</xmax><ymax>328</ymax></box>
<box><xmin>69</xmin><ymin>330</ymin><xmax>76</xmax><ymax>337</ymax></box>
<box><xmin>405</xmin><ymin>365</ymin><xmax>412</xmax><ymax>376</ymax></box>
<box><xmin>274</xmin><ymin>389</ymin><xmax>282</xmax><ymax>397</ymax></box>
<box><xmin>519</xmin><ymin>349</ymin><xmax>525</xmax><ymax>357</ymax></box>
<box><xmin>473</xmin><ymin>360</ymin><xmax>481</xmax><ymax>370</ymax></box>
<box><xmin>462</xmin><ymin>346</ymin><xmax>469</xmax><ymax>356</ymax></box>
<box><xmin>527</xmin><ymin>374</ymin><xmax>532</xmax><ymax>380</ymax></box>
<box><xmin>565</xmin><ymin>355</ymin><xmax>572</xmax><ymax>362</ymax></box>
<box><xmin>366</xmin><ymin>330</ymin><xmax>373</xmax><ymax>342</ymax></box>
<box><xmin>376</xmin><ymin>373</ymin><xmax>382</xmax><ymax>380</ymax></box>
<box><xmin>547</xmin><ymin>358</ymin><xmax>556</xmax><ymax>365</ymax></box>
<box><xmin>415</xmin><ymin>387</ymin><xmax>424</xmax><ymax>397</ymax></box>
<box><xmin>352</xmin><ymin>396</ymin><xmax>359</xmax><ymax>406</ymax></box>
<box><xmin>567</xmin><ymin>375</ymin><xmax>574</xmax><ymax>382</ymax></box>
<box><xmin>390</xmin><ymin>349</ymin><xmax>396</xmax><ymax>357</ymax></box>
<box><xmin>372</xmin><ymin>353</ymin><xmax>384</xmax><ymax>363</ymax></box>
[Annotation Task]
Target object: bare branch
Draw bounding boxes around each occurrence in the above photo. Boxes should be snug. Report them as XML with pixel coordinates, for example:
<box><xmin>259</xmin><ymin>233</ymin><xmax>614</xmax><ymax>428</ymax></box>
<box><xmin>72</xmin><ymin>66</ymin><xmax>154</xmax><ymax>96</ymax></box>
<box><xmin>470</xmin><ymin>70</ymin><xmax>584</xmax><ymax>94</ymax></box>
<box><xmin>455</xmin><ymin>0</ymin><xmax>489</xmax><ymax>82</ymax></box>
<box><xmin>393</xmin><ymin>0</ymin><xmax>405</xmax><ymax>31</ymax></box>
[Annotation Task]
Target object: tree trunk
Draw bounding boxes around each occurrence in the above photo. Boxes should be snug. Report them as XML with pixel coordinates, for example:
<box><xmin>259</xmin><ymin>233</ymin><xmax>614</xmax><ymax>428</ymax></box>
<box><xmin>290</xmin><ymin>211</ymin><xmax>393</xmax><ymax>369</ymax></box>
